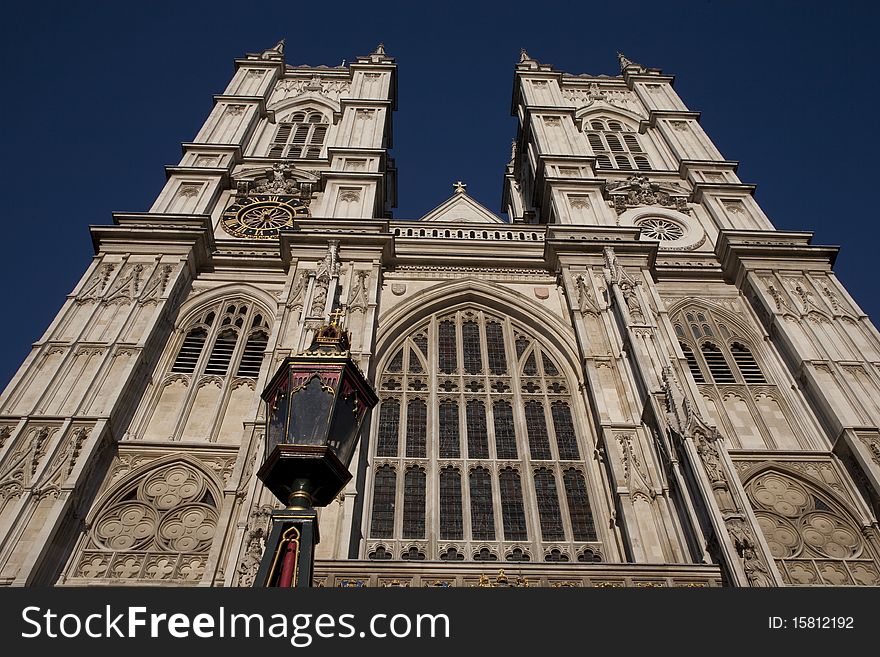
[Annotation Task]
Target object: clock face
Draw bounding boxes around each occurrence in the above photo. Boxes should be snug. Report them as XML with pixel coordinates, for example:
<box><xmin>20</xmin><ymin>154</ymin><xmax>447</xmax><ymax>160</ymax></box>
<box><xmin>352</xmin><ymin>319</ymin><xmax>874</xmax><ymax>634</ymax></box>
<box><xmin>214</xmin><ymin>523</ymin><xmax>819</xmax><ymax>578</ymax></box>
<box><xmin>220</xmin><ymin>195</ymin><xmax>309</xmax><ymax>239</ymax></box>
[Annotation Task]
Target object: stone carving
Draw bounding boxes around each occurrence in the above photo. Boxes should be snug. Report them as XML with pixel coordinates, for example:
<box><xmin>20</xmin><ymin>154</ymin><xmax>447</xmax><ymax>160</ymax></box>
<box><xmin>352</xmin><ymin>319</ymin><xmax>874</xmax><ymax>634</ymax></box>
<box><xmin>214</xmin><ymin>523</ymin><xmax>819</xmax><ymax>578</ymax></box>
<box><xmin>543</xmin><ymin>116</ymin><xmax>561</xmax><ymax>127</ymax></box>
<box><xmin>244</xmin><ymin>163</ymin><xmax>314</xmax><ymax>201</ymax></box>
<box><xmin>32</xmin><ymin>426</ymin><xmax>90</xmax><ymax>497</ymax></box>
<box><xmin>617</xmin><ymin>433</ymin><xmax>652</xmax><ymax>497</ymax></box>
<box><xmin>272</xmin><ymin>76</ymin><xmax>351</xmax><ymax>103</ymax></box>
<box><xmin>76</xmin><ymin>263</ymin><xmax>115</xmax><ymax>302</ymax></box>
<box><xmin>606</xmin><ymin>175</ymin><xmax>690</xmax><ymax>215</ymax></box>
<box><xmin>574</xmin><ymin>274</ymin><xmax>599</xmax><ymax>315</ymax></box>
<box><xmin>339</xmin><ymin>189</ymin><xmax>361</xmax><ymax>203</ymax></box>
<box><xmin>72</xmin><ymin>461</ymin><xmax>219</xmax><ymax>582</ymax></box>
<box><xmin>859</xmin><ymin>434</ymin><xmax>880</xmax><ymax>466</ymax></box>
<box><xmin>617</xmin><ymin>51</ymin><xmax>645</xmax><ymax>72</ymax></box>
<box><xmin>0</xmin><ymin>427</ymin><xmax>53</xmax><ymax>501</ymax></box>
<box><xmin>287</xmin><ymin>271</ymin><xmax>308</xmax><ymax>310</ymax></box>
<box><xmin>140</xmin><ymin>264</ymin><xmax>174</xmax><ymax>304</ymax></box>
<box><xmin>725</xmin><ymin>518</ymin><xmax>773</xmax><ymax>587</ymax></box>
<box><xmin>603</xmin><ymin>247</ymin><xmax>645</xmax><ymax>323</ymax></box>
<box><xmin>104</xmin><ymin>263</ymin><xmax>144</xmax><ymax>304</ymax></box>
<box><xmin>762</xmin><ymin>278</ymin><xmax>795</xmax><ymax>315</ymax></box>
<box><xmin>391</xmin><ymin>283</ymin><xmax>406</xmax><ymax>296</ymax></box>
<box><xmin>177</xmin><ymin>184</ymin><xmax>201</xmax><ymax>199</ymax></box>
<box><xmin>561</xmin><ymin>84</ymin><xmax>641</xmax><ymax>114</ymax></box>
<box><xmin>224</xmin><ymin>104</ymin><xmax>246</xmax><ymax>117</ymax></box>
<box><xmin>347</xmin><ymin>270</ymin><xmax>369</xmax><ymax>313</ymax></box>
<box><xmin>568</xmin><ymin>195</ymin><xmax>591</xmax><ymax>210</ymax></box>
<box><xmin>261</xmin><ymin>39</ymin><xmax>284</xmax><ymax>59</ymax></box>
<box><xmin>0</xmin><ymin>425</ymin><xmax>11</xmax><ymax>448</ymax></box>
<box><xmin>308</xmin><ymin>241</ymin><xmax>339</xmax><ymax>318</ymax></box>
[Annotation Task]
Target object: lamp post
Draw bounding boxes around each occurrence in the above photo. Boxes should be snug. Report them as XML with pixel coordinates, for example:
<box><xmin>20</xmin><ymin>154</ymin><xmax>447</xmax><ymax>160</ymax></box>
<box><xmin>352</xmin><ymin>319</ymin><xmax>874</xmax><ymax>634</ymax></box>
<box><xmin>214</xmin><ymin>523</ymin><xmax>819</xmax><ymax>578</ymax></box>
<box><xmin>253</xmin><ymin>314</ymin><xmax>378</xmax><ymax>587</ymax></box>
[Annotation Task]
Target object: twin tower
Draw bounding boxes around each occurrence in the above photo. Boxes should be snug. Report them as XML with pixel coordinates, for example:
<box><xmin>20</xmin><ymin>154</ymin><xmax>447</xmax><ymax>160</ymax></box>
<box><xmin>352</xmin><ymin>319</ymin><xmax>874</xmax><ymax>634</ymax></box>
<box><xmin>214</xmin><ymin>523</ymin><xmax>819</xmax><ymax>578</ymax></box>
<box><xmin>1</xmin><ymin>42</ymin><xmax>879</xmax><ymax>587</ymax></box>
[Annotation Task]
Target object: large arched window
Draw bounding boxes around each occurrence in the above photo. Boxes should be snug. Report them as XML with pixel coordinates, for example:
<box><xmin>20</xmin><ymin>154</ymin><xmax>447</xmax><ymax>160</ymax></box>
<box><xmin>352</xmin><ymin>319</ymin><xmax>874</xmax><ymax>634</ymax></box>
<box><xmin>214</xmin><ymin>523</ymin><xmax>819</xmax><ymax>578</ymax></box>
<box><xmin>584</xmin><ymin>117</ymin><xmax>651</xmax><ymax>171</ymax></box>
<box><xmin>366</xmin><ymin>307</ymin><xmax>599</xmax><ymax>562</ymax></box>
<box><xmin>267</xmin><ymin>109</ymin><xmax>329</xmax><ymax>160</ymax></box>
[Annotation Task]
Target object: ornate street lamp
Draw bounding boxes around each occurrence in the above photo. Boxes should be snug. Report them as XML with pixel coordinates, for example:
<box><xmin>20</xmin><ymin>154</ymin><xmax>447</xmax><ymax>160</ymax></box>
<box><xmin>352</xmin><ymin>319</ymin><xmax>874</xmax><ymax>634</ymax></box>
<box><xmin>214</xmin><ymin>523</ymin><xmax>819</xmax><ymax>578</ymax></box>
<box><xmin>253</xmin><ymin>313</ymin><xmax>378</xmax><ymax>587</ymax></box>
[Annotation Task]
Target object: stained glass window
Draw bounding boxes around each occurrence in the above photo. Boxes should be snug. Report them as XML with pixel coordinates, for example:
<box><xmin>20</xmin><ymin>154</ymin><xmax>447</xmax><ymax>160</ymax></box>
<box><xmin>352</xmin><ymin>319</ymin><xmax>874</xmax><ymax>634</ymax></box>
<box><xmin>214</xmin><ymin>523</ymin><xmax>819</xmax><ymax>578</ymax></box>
<box><xmin>499</xmin><ymin>469</ymin><xmax>528</xmax><ymax>541</ymax></box>
<box><xmin>525</xmin><ymin>401</ymin><xmax>552</xmax><ymax>459</ymax></box>
<box><xmin>369</xmin><ymin>309</ymin><xmax>601</xmax><ymax>561</ymax></box>
<box><xmin>551</xmin><ymin>402</ymin><xmax>580</xmax><ymax>460</ymax></box>
<box><xmin>402</xmin><ymin>467</ymin><xmax>426</xmax><ymax>539</ymax></box>
<box><xmin>462</xmin><ymin>321</ymin><xmax>482</xmax><ymax>374</ymax></box>
<box><xmin>485</xmin><ymin>322</ymin><xmax>507</xmax><ymax>374</ymax></box>
<box><xmin>405</xmin><ymin>399</ymin><xmax>427</xmax><ymax>458</ymax></box>
<box><xmin>466</xmin><ymin>400</ymin><xmax>489</xmax><ymax>459</ymax></box>
<box><xmin>440</xmin><ymin>467</ymin><xmax>463</xmax><ymax>540</ymax></box>
<box><xmin>493</xmin><ymin>400</ymin><xmax>518</xmax><ymax>459</ymax></box>
<box><xmin>438</xmin><ymin>400</ymin><xmax>460</xmax><ymax>458</ymax></box>
<box><xmin>534</xmin><ymin>469</ymin><xmax>565</xmax><ymax>541</ymax></box>
<box><xmin>376</xmin><ymin>399</ymin><xmax>400</xmax><ymax>457</ymax></box>
<box><xmin>370</xmin><ymin>466</ymin><xmax>396</xmax><ymax>538</ymax></box>
<box><xmin>564</xmin><ymin>469</ymin><xmax>597</xmax><ymax>541</ymax></box>
<box><xmin>470</xmin><ymin>467</ymin><xmax>495</xmax><ymax>541</ymax></box>
<box><xmin>438</xmin><ymin>320</ymin><xmax>456</xmax><ymax>374</ymax></box>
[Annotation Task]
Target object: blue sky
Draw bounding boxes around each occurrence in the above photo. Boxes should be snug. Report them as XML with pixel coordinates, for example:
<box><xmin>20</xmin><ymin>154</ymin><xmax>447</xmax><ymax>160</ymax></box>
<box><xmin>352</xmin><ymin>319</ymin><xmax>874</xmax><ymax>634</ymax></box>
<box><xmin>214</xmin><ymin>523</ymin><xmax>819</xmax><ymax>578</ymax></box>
<box><xmin>0</xmin><ymin>1</ymin><xmax>877</xmax><ymax>389</ymax></box>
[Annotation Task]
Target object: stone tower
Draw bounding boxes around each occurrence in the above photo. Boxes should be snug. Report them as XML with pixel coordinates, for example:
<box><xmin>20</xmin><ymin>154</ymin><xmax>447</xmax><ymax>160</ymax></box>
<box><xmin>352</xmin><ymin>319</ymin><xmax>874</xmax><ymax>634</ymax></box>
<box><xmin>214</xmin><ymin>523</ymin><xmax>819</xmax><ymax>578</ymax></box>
<box><xmin>0</xmin><ymin>44</ymin><xmax>878</xmax><ymax>588</ymax></box>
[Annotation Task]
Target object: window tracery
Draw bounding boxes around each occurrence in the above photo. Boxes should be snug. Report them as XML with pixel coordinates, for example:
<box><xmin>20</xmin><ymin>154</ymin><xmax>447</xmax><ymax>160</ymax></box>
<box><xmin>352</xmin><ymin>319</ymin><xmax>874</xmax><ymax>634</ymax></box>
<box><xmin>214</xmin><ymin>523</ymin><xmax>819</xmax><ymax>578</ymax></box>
<box><xmin>745</xmin><ymin>471</ymin><xmax>879</xmax><ymax>586</ymax></box>
<box><xmin>67</xmin><ymin>461</ymin><xmax>220</xmax><ymax>582</ymax></box>
<box><xmin>369</xmin><ymin>307</ymin><xmax>599</xmax><ymax>561</ymax></box>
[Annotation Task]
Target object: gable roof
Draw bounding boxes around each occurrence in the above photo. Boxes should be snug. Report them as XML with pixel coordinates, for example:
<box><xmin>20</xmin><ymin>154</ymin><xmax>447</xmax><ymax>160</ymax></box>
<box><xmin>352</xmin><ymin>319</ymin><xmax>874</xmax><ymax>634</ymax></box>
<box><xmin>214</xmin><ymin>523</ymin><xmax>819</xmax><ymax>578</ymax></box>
<box><xmin>418</xmin><ymin>188</ymin><xmax>505</xmax><ymax>224</ymax></box>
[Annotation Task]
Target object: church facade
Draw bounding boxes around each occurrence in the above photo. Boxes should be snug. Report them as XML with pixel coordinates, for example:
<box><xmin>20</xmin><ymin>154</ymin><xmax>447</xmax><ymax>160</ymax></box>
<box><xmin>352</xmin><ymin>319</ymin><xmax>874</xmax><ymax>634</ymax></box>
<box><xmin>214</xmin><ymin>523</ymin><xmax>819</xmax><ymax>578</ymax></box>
<box><xmin>1</xmin><ymin>42</ymin><xmax>879</xmax><ymax>587</ymax></box>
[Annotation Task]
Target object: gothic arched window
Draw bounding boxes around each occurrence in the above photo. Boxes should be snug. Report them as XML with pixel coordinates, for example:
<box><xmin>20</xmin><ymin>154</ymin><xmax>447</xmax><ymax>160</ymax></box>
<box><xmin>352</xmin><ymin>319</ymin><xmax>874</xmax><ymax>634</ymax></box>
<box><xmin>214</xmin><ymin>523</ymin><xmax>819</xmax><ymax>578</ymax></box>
<box><xmin>672</xmin><ymin>304</ymin><xmax>805</xmax><ymax>450</ymax></box>
<box><xmin>169</xmin><ymin>302</ymin><xmax>270</xmax><ymax>383</ymax></box>
<box><xmin>142</xmin><ymin>299</ymin><xmax>270</xmax><ymax>442</ymax></box>
<box><xmin>367</xmin><ymin>307</ymin><xmax>600</xmax><ymax>562</ymax></box>
<box><xmin>584</xmin><ymin>117</ymin><xmax>651</xmax><ymax>171</ymax></box>
<box><xmin>268</xmin><ymin>109</ymin><xmax>328</xmax><ymax>159</ymax></box>
<box><xmin>674</xmin><ymin>307</ymin><xmax>767</xmax><ymax>387</ymax></box>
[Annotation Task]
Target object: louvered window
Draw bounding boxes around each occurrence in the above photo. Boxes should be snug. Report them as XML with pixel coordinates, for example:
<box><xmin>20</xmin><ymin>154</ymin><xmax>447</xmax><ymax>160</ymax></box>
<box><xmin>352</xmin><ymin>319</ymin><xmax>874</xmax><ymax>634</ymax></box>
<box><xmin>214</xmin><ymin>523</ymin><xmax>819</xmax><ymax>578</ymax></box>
<box><xmin>204</xmin><ymin>329</ymin><xmax>238</xmax><ymax>375</ymax></box>
<box><xmin>702</xmin><ymin>342</ymin><xmax>736</xmax><ymax>383</ymax></box>
<box><xmin>171</xmin><ymin>328</ymin><xmax>208</xmax><ymax>373</ymax></box>
<box><xmin>236</xmin><ymin>330</ymin><xmax>267</xmax><ymax>378</ymax></box>
<box><xmin>731</xmin><ymin>343</ymin><xmax>766</xmax><ymax>383</ymax></box>
<box><xmin>585</xmin><ymin>117</ymin><xmax>651</xmax><ymax>171</ymax></box>
<box><xmin>267</xmin><ymin>109</ymin><xmax>329</xmax><ymax>159</ymax></box>
<box><xmin>681</xmin><ymin>342</ymin><xmax>706</xmax><ymax>383</ymax></box>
